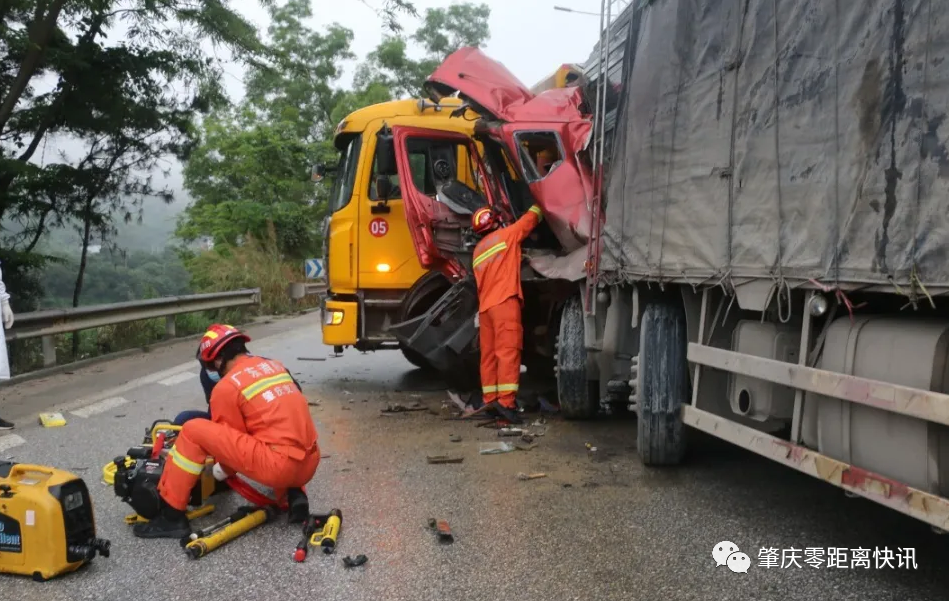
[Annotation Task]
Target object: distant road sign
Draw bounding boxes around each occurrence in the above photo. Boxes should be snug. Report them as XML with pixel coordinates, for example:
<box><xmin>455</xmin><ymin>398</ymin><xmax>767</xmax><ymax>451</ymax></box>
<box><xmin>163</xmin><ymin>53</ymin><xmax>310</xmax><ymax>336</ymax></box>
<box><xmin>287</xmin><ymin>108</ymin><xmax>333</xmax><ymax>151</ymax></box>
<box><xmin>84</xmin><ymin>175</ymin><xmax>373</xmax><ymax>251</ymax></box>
<box><xmin>304</xmin><ymin>258</ymin><xmax>324</xmax><ymax>280</ymax></box>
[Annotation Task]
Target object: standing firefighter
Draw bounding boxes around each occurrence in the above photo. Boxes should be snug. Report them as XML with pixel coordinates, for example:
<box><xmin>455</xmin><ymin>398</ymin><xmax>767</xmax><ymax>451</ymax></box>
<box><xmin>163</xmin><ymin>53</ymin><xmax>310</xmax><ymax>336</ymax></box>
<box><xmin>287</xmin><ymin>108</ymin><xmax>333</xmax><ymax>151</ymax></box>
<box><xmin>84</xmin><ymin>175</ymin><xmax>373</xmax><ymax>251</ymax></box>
<box><xmin>469</xmin><ymin>204</ymin><xmax>544</xmax><ymax>424</ymax></box>
<box><xmin>133</xmin><ymin>324</ymin><xmax>320</xmax><ymax>538</ymax></box>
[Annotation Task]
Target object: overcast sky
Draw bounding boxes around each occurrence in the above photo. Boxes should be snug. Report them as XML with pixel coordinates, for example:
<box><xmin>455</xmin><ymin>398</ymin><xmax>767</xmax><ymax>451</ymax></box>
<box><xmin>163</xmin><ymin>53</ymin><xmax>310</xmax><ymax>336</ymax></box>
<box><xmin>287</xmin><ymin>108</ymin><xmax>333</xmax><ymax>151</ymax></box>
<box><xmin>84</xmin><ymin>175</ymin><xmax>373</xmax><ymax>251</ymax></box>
<box><xmin>223</xmin><ymin>0</ymin><xmax>606</xmax><ymax>100</ymax></box>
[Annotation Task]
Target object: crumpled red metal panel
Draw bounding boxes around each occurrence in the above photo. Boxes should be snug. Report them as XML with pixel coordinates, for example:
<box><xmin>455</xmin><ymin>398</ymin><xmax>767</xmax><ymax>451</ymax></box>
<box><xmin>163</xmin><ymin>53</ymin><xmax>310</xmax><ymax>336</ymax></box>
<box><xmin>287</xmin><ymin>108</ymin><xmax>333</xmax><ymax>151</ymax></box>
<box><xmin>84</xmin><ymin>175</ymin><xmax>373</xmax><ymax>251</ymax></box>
<box><xmin>428</xmin><ymin>47</ymin><xmax>597</xmax><ymax>254</ymax></box>
<box><xmin>426</xmin><ymin>47</ymin><xmax>534</xmax><ymax>122</ymax></box>
<box><xmin>525</xmin><ymin>151</ymin><xmax>591</xmax><ymax>251</ymax></box>
<box><xmin>508</xmin><ymin>87</ymin><xmax>590</xmax><ymax>123</ymax></box>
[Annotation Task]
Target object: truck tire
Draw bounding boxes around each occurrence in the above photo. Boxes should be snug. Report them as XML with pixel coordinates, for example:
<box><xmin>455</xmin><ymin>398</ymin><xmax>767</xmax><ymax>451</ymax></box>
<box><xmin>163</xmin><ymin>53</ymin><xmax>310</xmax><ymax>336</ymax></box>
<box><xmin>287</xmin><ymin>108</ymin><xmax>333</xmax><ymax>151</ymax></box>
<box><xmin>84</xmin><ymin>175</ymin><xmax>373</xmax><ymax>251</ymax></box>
<box><xmin>556</xmin><ymin>295</ymin><xmax>598</xmax><ymax>420</ymax></box>
<box><xmin>637</xmin><ymin>301</ymin><xmax>689</xmax><ymax>466</ymax></box>
<box><xmin>400</xmin><ymin>345</ymin><xmax>433</xmax><ymax>371</ymax></box>
<box><xmin>396</xmin><ymin>272</ymin><xmax>452</xmax><ymax>372</ymax></box>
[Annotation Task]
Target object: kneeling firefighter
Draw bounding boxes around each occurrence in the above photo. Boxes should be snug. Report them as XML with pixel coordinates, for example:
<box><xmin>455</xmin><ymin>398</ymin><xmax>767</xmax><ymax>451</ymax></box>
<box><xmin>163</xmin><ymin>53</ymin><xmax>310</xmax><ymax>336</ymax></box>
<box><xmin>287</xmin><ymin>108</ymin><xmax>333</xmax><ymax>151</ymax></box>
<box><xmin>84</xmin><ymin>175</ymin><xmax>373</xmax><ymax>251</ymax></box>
<box><xmin>133</xmin><ymin>324</ymin><xmax>321</xmax><ymax>539</ymax></box>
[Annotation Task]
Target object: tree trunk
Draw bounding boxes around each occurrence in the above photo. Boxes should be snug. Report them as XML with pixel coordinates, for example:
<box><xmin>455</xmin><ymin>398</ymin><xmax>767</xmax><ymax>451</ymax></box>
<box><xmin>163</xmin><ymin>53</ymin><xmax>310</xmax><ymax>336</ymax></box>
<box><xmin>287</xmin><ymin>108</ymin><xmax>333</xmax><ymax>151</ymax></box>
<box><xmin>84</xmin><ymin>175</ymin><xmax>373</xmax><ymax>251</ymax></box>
<box><xmin>0</xmin><ymin>9</ymin><xmax>109</xmax><ymax>221</ymax></box>
<box><xmin>24</xmin><ymin>205</ymin><xmax>52</xmax><ymax>252</ymax></box>
<box><xmin>0</xmin><ymin>0</ymin><xmax>68</xmax><ymax>134</ymax></box>
<box><xmin>71</xmin><ymin>196</ymin><xmax>94</xmax><ymax>358</ymax></box>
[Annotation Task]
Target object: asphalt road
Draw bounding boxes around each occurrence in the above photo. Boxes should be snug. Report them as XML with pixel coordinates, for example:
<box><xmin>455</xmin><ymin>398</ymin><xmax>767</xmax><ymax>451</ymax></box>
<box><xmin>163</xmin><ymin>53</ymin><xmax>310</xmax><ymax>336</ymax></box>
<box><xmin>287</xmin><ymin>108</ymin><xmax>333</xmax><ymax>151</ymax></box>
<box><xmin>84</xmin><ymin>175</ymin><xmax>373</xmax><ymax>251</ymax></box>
<box><xmin>1</xmin><ymin>313</ymin><xmax>948</xmax><ymax>600</ymax></box>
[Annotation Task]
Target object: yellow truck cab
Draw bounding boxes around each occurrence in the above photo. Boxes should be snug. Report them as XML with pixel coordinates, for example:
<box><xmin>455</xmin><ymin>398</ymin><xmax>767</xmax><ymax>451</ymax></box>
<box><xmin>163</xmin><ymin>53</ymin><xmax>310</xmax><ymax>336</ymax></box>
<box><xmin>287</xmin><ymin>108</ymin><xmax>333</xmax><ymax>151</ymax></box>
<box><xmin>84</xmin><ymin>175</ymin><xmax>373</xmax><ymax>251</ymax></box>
<box><xmin>319</xmin><ymin>97</ymin><xmax>477</xmax><ymax>368</ymax></box>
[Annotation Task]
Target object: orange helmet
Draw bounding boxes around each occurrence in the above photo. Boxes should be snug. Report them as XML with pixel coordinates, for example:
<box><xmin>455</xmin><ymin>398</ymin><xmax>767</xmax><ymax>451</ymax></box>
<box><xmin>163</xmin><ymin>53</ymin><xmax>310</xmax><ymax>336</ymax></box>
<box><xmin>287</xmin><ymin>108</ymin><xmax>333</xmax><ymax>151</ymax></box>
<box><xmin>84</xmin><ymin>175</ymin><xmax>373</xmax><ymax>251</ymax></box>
<box><xmin>472</xmin><ymin>207</ymin><xmax>496</xmax><ymax>235</ymax></box>
<box><xmin>197</xmin><ymin>324</ymin><xmax>250</xmax><ymax>363</ymax></box>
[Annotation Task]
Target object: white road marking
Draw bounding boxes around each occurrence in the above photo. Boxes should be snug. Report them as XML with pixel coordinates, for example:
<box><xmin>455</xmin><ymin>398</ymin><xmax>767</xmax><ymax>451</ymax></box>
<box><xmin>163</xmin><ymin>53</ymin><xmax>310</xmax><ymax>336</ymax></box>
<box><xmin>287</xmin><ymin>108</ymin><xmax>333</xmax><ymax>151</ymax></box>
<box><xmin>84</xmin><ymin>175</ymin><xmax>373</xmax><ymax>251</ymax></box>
<box><xmin>56</xmin><ymin>363</ymin><xmax>198</xmax><ymax>413</ymax></box>
<box><xmin>158</xmin><ymin>371</ymin><xmax>197</xmax><ymax>386</ymax></box>
<box><xmin>70</xmin><ymin>396</ymin><xmax>129</xmax><ymax>418</ymax></box>
<box><xmin>0</xmin><ymin>434</ymin><xmax>26</xmax><ymax>453</ymax></box>
<box><xmin>43</xmin><ymin>326</ymin><xmax>316</xmax><ymax>416</ymax></box>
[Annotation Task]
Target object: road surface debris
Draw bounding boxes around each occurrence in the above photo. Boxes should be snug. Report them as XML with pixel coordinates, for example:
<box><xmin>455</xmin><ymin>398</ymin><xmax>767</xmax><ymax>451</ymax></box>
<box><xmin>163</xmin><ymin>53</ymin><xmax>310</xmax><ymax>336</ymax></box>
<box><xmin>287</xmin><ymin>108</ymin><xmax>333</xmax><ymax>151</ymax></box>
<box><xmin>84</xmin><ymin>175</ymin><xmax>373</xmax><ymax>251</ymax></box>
<box><xmin>427</xmin><ymin>454</ymin><xmax>464</xmax><ymax>464</ymax></box>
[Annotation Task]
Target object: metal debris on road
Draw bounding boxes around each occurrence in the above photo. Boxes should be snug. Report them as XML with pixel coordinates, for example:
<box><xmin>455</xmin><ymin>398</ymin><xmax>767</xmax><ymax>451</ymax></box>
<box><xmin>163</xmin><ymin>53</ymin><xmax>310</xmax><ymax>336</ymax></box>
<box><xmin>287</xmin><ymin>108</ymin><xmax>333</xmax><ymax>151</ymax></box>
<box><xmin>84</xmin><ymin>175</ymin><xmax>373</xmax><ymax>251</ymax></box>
<box><xmin>381</xmin><ymin>402</ymin><xmax>426</xmax><ymax>414</ymax></box>
<box><xmin>297</xmin><ymin>357</ymin><xmax>326</xmax><ymax>361</ymax></box>
<box><xmin>446</xmin><ymin>391</ymin><xmax>467</xmax><ymax>411</ymax></box>
<box><xmin>538</xmin><ymin>396</ymin><xmax>559</xmax><ymax>413</ymax></box>
<box><xmin>449</xmin><ymin>434</ymin><xmax>462</xmax><ymax>443</ymax></box>
<box><xmin>516</xmin><ymin>472</ymin><xmax>547</xmax><ymax>481</ymax></box>
<box><xmin>307</xmin><ymin>401</ymin><xmax>321</xmax><ymax>407</ymax></box>
<box><xmin>426</xmin><ymin>455</ymin><xmax>464</xmax><ymax>464</ymax></box>
<box><xmin>498</xmin><ymin>427</ymin><xmax>524</xmax><ymax>437</ymax></box>
<box><xmin>520</xmin><ymin>434</ymin><xmax>535</xmax><ymax>444</ymax></box>
<box><xmin>342</xmin><ymin>554</ymin><xmax>368</xmax><ymax>568</ymax></box>
<box><xmin>427</xmin><ymin>518</ymin><xmax>454</xmax><ymax>543</ymax></box>
<box><xmin>479</xmin><ymin>442</ymin><xmax>515</xmax><ymax>455</ymax></box>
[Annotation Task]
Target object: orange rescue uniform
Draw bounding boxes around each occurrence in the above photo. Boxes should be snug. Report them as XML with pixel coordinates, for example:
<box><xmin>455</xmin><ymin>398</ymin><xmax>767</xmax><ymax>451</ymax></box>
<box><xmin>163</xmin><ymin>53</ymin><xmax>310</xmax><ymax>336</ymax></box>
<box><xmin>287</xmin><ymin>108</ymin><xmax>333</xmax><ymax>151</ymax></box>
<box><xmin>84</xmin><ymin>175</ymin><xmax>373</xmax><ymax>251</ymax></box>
<box><xmin>472</xmin><ymin>204</ymin><xmax>543</xmax><ymax>409</ymax></box>
<box><xmin>157</xmin><ymin>355</ymin><xmax>320</xmax><ymax>511</ymax></box>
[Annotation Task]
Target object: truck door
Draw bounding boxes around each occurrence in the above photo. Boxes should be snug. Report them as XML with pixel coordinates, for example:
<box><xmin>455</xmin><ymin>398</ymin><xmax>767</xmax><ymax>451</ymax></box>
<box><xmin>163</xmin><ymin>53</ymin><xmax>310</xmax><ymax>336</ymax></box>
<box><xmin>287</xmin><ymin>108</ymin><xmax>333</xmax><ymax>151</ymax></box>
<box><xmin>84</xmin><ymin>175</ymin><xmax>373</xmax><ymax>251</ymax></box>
<box><xmin>499</xmin><ymin>123</ymin><xmax>594</xmax><ymax>253</ymax></box>
<box><xmin>356</xmin><ymin>128</ymin><xmax>427</xmax><ymax>290</ymax></box>
<box><xmin>388</xmin><ymin>125</ymin><xmax>498</xmax><ymax>280</ymax></box>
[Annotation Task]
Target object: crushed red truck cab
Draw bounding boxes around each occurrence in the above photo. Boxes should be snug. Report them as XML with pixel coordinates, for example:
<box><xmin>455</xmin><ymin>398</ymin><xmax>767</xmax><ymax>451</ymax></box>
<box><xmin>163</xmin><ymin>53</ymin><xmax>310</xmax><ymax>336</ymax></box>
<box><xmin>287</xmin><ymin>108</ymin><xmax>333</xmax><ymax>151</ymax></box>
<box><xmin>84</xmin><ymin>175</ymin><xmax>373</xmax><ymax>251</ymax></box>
<box><xmin>424</xmin><ymin>47</ymin><xmax>597</xmax><ymax>268</ymax></box>
<box><xmin>383</xmin><ymin>47</ymin><xmax>601</xmax><ymax>386</ymax></box>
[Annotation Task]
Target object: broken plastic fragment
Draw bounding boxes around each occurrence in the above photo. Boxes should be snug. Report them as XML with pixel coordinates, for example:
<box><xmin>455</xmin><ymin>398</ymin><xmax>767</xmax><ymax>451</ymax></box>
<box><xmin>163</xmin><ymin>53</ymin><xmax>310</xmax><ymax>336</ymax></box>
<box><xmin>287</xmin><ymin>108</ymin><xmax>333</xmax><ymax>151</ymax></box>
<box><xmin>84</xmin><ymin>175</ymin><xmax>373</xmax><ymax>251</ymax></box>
<box><xmin>479</xmin><ymin>442</ymin><xmax>515</xmax><ymax>455</ymax></box>
<box><xmin>343</xmin><ymin>554</ymin><xmax>368</xmax><ymax>568</ymax></box>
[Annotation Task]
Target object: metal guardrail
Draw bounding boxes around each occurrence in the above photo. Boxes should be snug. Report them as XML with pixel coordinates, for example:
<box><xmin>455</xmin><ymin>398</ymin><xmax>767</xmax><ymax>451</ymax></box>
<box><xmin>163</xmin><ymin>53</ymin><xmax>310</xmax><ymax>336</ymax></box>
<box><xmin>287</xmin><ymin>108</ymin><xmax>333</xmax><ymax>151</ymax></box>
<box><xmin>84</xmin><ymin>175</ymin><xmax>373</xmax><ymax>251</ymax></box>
<box><xmin>5</xmin><ymin>289</ymin><xmax>261</xmax><ymax>368</ymax></box>
<box><xmin>287</xmin><ymin>281</ymin><xmax>327</xmax><ymax>300</ymax></box>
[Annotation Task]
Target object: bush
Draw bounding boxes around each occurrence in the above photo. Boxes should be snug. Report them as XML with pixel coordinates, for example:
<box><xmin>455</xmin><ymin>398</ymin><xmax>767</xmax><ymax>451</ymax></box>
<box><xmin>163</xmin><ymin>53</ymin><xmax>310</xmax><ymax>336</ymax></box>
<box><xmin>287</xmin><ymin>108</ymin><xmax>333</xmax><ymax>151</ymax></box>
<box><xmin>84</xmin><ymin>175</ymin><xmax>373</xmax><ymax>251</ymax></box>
<box><xmin>182</xmin><ymin>225</ymin><xmax>319</xmax><ymax>315</ymax></box>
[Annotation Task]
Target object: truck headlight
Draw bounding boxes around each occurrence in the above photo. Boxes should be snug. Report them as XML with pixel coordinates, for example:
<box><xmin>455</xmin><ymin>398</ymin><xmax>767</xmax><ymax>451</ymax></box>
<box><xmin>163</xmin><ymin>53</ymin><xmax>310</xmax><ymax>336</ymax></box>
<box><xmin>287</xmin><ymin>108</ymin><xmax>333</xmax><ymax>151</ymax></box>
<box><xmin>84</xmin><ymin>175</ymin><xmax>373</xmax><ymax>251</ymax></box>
<box><xmin>324</xmin><ymin>310</ymin><xmax>344</xmax><ymax>326</ymax></box>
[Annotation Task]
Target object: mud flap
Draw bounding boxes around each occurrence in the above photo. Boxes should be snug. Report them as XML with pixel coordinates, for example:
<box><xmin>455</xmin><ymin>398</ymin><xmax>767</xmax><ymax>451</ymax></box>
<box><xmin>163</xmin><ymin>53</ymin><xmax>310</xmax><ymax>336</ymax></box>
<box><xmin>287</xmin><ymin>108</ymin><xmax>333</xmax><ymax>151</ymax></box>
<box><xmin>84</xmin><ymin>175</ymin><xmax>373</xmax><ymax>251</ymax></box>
<box><xmin>387</xmin><ymin>280</ymin><xmax>479</xmax><ymax>377</ymax></box>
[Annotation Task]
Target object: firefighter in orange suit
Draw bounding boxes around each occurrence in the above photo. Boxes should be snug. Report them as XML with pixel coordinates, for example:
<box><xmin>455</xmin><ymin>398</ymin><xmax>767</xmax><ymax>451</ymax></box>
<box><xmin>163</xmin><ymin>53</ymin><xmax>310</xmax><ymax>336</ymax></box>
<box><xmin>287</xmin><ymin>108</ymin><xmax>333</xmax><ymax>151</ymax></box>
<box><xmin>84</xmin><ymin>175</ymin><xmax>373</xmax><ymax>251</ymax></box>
<box><xmin>133</xmin><ymin>324</ymin><xmax>321</xmax><ymax>539</ymax></box>
<box><xmin>469</xmin><ymin>204</ymin><xmax>543</xmax><ymax>424</ymax></box>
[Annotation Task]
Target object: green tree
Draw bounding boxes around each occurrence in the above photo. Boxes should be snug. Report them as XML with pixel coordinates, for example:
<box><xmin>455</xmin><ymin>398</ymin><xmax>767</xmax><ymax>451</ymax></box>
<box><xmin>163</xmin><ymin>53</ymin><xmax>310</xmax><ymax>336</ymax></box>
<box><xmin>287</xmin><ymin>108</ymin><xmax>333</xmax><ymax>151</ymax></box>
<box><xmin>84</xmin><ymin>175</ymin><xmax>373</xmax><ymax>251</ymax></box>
<box><xmin>0</xmin><ymin>0</ymin><xmax>268</xmax><ymax>311</ymax></box>
<box><xmin>175</xmin><ymin>114</ymin><xmax>322</xmax><ymax>258</ymax></box>
<box><xmin>355</xmin><ymin>3</ymin><xmax>491</xmax><ymax>98</ymax></box>
<box><xmin>177</xmin><ymin>0</ymin><xmax>357</xmax><ymax>260</ymax></box>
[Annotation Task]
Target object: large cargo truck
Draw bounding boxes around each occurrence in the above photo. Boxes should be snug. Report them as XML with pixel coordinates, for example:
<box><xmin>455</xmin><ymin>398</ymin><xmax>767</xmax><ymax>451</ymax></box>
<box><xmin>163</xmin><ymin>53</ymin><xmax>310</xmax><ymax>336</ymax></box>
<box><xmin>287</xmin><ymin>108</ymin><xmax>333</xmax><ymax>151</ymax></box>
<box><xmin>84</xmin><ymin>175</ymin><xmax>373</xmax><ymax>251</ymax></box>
<box><xmin>391</xmin><ymin>0</ymin><xmax>949</xmax><ymax>530</ymax></box>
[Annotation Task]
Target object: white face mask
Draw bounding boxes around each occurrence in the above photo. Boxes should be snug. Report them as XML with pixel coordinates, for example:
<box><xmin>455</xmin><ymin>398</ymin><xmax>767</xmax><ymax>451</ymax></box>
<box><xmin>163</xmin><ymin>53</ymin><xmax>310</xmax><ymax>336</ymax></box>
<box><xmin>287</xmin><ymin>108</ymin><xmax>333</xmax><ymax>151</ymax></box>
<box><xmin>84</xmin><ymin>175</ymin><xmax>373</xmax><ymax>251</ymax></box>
<box><xmin>206</xmin><ymin>369</ymin><xmax>221</xmax><ymax>383</ymax></box>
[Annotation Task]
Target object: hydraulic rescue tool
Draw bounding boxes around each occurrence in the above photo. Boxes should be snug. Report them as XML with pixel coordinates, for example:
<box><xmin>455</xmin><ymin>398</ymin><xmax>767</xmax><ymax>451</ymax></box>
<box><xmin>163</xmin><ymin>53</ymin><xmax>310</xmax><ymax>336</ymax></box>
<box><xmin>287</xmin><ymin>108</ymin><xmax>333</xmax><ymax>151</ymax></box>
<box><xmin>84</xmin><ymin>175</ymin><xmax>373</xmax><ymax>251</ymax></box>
<box><xmin>181</xmin><ymin>506</ymin><xmax>276</xmax><ymax>559</ymax></box>
<box><xmin>293</xmin><ymin>509</ymin><xmax>343</xmax><ymax>562</ymax></box>
<box><xmin>0</xmin><ymin>462</ymin><xmax>111</xmax><ymax>581</ymax></box>
<box><xmin>309</xmin><ymin>509</ymin><xmax>342</xmax><ymax>554</ymax></box>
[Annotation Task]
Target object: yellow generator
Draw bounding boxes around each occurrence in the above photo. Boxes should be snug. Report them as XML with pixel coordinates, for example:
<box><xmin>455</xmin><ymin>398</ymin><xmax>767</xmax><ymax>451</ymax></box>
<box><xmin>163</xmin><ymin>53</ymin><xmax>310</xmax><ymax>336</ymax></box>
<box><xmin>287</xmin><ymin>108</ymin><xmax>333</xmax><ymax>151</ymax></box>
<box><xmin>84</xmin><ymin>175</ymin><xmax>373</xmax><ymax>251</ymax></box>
<box><xmin>0</xmin><ymin>462</ymin><xmax>111</xmax><ymax>581</ymax></box>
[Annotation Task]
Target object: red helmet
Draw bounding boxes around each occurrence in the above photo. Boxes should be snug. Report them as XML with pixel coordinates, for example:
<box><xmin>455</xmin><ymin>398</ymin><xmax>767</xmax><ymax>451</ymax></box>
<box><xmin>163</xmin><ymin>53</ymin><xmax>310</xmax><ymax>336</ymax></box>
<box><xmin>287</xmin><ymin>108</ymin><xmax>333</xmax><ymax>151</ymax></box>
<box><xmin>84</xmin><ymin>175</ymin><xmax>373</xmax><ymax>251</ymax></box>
<box><xmin>197</xmin><ymin>324</ymin><xmax>250</xmax><ymax>363</ymax></box>
<box><xmin>472</xmin><ymin>207</ymin><xmax>496</xmax><ymax>235</ymax></box>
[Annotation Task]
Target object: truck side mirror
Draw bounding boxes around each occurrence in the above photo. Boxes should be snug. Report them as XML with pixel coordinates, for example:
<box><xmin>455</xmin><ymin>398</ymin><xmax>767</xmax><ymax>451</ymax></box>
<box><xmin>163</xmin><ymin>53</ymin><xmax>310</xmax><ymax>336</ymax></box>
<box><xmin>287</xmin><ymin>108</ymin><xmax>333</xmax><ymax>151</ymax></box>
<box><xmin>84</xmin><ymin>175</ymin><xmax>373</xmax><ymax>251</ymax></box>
<box><xmin>376</xmin><ymin>127</ymin><xmax>397</xmax><ymax>177</ymax></box>
<box><xmin>375</xmin><ymin>176</ymin><xmax>393</xmax><ymax>202</ymax></box>
<box><xmin>311</xmin><ymin>163</ymin><xmax>326</xmax><ymax>182</ymax></box>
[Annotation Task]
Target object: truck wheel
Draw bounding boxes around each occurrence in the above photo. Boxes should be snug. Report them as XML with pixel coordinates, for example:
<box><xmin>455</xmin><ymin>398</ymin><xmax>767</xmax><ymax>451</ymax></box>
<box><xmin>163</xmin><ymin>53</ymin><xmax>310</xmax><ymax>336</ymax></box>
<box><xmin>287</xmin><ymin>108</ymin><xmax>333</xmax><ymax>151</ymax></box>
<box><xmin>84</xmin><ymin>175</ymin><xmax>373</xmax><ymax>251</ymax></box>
<box><xmin>556</xmin><ymin>295</ymin><xmax>598</xmax><ymax>420</ymax></box>
<box><xmin>637</xmin><ymin>301</ymin><xmax>689</xmax><ymax>466</ymax></box>
<box><xmin>396</xmin><ymin>272</ymin><xmax>452</xmax><ymax>372</ymax></box>
<box><xmin>400</xmin><ymin>345</ymin><xmax>434</xmax><ymax>371</ymax></box>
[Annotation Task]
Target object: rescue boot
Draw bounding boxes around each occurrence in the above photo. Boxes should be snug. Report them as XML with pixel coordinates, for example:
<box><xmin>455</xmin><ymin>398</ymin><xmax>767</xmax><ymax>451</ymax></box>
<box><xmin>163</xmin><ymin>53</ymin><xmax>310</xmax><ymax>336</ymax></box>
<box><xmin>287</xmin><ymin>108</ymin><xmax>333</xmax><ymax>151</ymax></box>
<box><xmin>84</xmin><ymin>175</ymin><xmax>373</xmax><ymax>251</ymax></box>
<box><xmin>132</xmin><ymin>500</ymin><xmax>191</xmax><ymax>539</ymax></box>
<box><xmin>287</xmin><ymin>487</ymin><xmax>309</xmax><ymax>524</ymax></box>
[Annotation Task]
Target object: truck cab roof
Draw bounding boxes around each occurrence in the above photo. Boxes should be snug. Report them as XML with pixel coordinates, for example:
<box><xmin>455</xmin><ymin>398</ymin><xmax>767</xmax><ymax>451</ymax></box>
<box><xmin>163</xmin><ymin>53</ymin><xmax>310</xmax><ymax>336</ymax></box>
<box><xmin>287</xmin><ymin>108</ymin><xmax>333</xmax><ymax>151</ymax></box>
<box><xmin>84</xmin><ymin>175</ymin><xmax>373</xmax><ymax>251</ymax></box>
<box><xmin>334</xmin><ymin>97</ymin><xmax>466</xmax><ymax>142</ymax></box>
